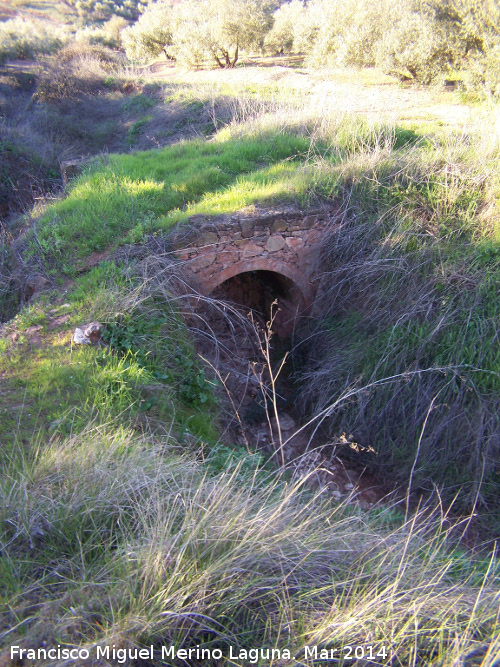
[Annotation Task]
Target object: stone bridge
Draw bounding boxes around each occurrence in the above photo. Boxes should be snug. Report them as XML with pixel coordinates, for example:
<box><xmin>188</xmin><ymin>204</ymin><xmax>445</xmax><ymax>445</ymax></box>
<box><xmin>169</xmin><ymin>208</ymin><xmax>334</xmax><ymax>333</ymax></box>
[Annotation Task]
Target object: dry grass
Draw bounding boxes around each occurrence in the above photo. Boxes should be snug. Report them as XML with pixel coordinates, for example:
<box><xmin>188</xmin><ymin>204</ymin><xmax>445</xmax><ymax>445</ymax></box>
<box><xmin>290</xmin><ymin>122</ymin><xmax>500</xmax><ymax>528</ymax></box>
<box><xmin>35</xmin><ymin>42</ymin><xmax>124</xmax><ymax>103</ymax></box>
<box><xmin>1</xmin><ymin>422</ymin><xmax>498</xmax><ymax>665</ymax></box>
<box><xmin>1</xmin><ymin>48</ymin><xmax>500</xmax><ymax>665</ymax></box>
<box><xmin>147</xmin><ymin>60</ymin><xmax>483</xmax><ymax>128</ymax></box>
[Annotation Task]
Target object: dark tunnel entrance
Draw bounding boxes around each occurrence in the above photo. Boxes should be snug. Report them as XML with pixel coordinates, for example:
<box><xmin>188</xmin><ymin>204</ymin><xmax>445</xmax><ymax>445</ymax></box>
<box><xmin>211</xmin><ymin>270</ymin><xmax>302</xmax><ymax>336</ymax></box>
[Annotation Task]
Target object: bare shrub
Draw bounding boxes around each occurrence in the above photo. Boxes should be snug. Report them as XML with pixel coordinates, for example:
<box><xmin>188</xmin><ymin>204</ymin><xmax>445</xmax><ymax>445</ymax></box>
<box><xmin>36</xmin><ymin>42</ymin><xmax>124</xmax><ymax>103</ymax></box>
<box><xmin>0</xmin><ymin>18</ymin><xmax>68</xmax><ymax>65</ymax></box>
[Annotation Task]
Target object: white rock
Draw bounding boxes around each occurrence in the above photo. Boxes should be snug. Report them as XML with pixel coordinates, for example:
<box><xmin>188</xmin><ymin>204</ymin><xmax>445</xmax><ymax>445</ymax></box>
<box><xmin>73</xmin><ymin>328</ymin><xmax>91</xmax><ymax>344</ymax></box>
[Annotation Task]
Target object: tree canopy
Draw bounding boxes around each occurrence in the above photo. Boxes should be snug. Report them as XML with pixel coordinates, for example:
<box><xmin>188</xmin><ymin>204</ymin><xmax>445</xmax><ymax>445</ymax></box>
<box><xmin>121</xmin><ymin>1</ymin><xmax>175</xmax><ymax>61</ymax></box>
<box><xmin>120</xmin><ymin>0</ymin><xmax>500</xmax><ymax>95</ymax></box>
<box><xmin>61</xmin><ymin>0</ymin><xmax>148</xmax><ymax>21</ymax></box>
<box><xmin>123</xmin><ymin>0</ymin><xmax>276</xmax><ymax>68</ymax></box>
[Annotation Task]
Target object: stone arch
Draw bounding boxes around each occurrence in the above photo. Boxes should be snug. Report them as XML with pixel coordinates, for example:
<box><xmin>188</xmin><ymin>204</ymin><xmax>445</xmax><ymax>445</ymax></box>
<box><xmin>202</xmin><ymin>258</ymin><xmax>314</xmax><ymax>306</ymax></box>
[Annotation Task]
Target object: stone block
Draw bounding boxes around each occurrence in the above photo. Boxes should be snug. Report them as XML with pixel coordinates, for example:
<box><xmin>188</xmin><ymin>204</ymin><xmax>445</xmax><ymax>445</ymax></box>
<box><xmin>196</xmin><ymin>231</ymin><xmax>218</xmax><ymax>246</ymax></box>
<box><xmin>219</xmin><ymin>251</ymin><xmax>239</xmax><ymax>264</ymax></box>
<box><xmin>306</xmin><ymin>230</ymin><xmax>322</xmax><ymax>243</ymax></box>
<box><xmin>286</xmin><ymin>237</ymin><xmax>303</xmax><ymax>249</ymax></box>
<box><xmin>171</xmin><ymin>229</ymin><xmax>198</xmax><ymax>249</ymax></box>
<box><xmin>303</xmin><ymin>214</ymin><xmax>319</xmax><ymax>227</ymax></box>
<box><xmin>73</xmin><ymin>321</ymin><xmax>102</xmax><ymax>345</ymax></box>
<box><xmin>266</xmin><ymin>235</ymin><xmax>286</xmax><ymax>252</ymax></box>
<box><xmin>199</xmin><ymin>221</ymin><xmax>218</xmax><ymax>232</ymax></box>
<box><xmin>188</xmin><ymin>214</ymin><xmax>209</xmax><ymax>225</ymax></box>
<box><xmin>240</xmin><ymin>242</ymin><xmax>263</xmax><ymax>255</ymax></box>
<box><xmin>200</xmin><ymin>252</ymin><xmax>217</xmax><ymax>267</ymax></box>
<box><xmin>271</xmin><ymin>219</ymin><xmax>288</xmax><ymax>233</ymax></box>
<box><xmin>240</xmin><ymin>225</ymin><xmax>255</xmax><ymax>239</ymax></box>
<box><xmin>186</xmin><ymin>255</ymin><xmax>215</xmax><ymax>271</ymax></box>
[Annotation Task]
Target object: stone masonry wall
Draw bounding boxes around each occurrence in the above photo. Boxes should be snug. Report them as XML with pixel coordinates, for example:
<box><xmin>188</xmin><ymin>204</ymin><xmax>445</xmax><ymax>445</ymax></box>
<box><xmin>170</xmin><ymin>208</ymin><xmax>334</xmax><ymax>306</ymax></box>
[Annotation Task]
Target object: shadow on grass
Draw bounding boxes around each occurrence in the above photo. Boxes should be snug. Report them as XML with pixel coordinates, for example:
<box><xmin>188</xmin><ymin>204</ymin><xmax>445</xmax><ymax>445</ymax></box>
<box><xmin>27</xmin><ymin>132</ymin><xmax>313</xmax><ymax>269</ymax></box>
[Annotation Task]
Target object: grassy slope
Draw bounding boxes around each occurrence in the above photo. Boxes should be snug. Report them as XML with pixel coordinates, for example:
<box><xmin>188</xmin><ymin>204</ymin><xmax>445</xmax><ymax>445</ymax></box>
<box><xmin>29</xmin><ymin>133</ymin><xmax>312</xmax><ymax>268</ymax></box>
<box><xmin>1</xmin><ymin>63</ymin><xmax>500</xmax><ymax>664</ymax></box>
<box><xmin>0</xmin><ymin>0</ymin><xmax>73</xmax><ymax>23</ymax></box>
<box><xmin>294</xmin><ymin>128</ymin><xmax>500</xmax><ymax>524</ymax></box>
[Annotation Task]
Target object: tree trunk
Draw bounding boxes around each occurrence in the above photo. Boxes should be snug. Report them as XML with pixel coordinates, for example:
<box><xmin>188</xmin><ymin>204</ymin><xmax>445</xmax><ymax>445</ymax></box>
<box><xmin>211</xmin><ymin>47</ymin><xmax>226</xmax><ymax>68</ymax></box>
<box><xmin>230</xmin><ymin>39</ymin><xmax>239</xmax><ymax>68</ymax></box>
<box><xmin>162</xmin><ymin>48</ymin><xmax>176</xmax><ymax>61</ymax></box>
<box><xmin>212</xmin><ymin>42</ymin><xmax>239</xmax><ymax>69</ymax></box>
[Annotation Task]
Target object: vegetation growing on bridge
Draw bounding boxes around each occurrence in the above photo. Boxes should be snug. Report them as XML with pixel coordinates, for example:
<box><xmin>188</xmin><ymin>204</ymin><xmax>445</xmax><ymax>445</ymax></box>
<box><xmin>26</xmin><ymin>132</ymin><xmax>311</xmax><ymax>268</ymax></box>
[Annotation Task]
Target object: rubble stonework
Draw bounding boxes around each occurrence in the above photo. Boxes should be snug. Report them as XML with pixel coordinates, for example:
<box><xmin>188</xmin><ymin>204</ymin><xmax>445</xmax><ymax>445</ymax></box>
<box><xmin>170</xmin><ymin>209</ymin><xmax>335</xmax><ymax>308</ymax></box>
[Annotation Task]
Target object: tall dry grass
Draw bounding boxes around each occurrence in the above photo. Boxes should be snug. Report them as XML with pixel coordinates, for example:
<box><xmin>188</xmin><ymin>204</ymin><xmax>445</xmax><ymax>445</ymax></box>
<box><xmin>287</xmin><ymin>120</ymin><xmax>500</xmax><ymax>527</ymax></box>
<box><xmin>1</xmin><ymin>422</ymin><xmax>498</xmax><ymax>665</ymax></box>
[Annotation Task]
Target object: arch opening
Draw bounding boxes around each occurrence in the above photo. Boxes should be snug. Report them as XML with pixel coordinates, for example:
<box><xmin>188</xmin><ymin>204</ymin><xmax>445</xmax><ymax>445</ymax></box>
<box><xmin>212</xmin><ymin>270</ymin><xmax>302</xmax><ymax>336</ymax></box>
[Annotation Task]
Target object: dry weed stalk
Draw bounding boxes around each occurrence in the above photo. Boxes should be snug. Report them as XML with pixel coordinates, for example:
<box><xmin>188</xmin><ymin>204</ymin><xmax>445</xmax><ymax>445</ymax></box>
<box><xmin>199</xmin><ymin>354</ymin><xmax>252</xmax><ymax>454</ymax></box>
<box><xmin>249</xmin><ymin>301</ymin><xmax>289</xmax><ymax>467</ymax></box>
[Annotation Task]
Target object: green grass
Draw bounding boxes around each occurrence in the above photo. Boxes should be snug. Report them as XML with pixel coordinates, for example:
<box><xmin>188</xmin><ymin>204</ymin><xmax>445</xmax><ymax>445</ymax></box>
<box><xmin>0</xmin><ymin>421</ymin><xmax>498</xmax><ymax>664</ymax></box>
<box><xmin>25</xmin><ymin>116</ymin><xmax>423</xmax><ymax>271</ymax></box>
<box><xmin>126</xmin><ymin>114</ymin><xmax>152</xmax><ymax>144</ymax></box>
<box><xmin>2</xmin><ymin>74</ymin><xmax>500</xmax><ymax>665</ymax></box>
<box><xmin>293</xmin><ymin>127</ymin><xmax>500</xmax><ymax>525</ymax></box>
<box><xmin>28</xmin><ymin>133</ymin><xmax>311</xmax><ymax>269</ymax></box>
<box><xmin>0</xmin><ymin>261</ymin><xmax>219</xmax><ymax>459</ymax></box>
<box><xmin>17</xmin><ymin>111</ymin><xmax>500</xmax><ymax>526</ymax></box>
<box><xmin>122</xmin><ymin>93</ymin><xmax>157</xmax><ymax>112</ymax></box>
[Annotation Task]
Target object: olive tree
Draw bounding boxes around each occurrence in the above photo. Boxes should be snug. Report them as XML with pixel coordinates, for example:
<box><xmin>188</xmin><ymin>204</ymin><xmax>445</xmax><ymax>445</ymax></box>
<box><xmin>277</xmin><ymin>0</ymin><xmax>389</xmax><ymax>67</ymax></box>
<box><xmin>376</xmin><ymin>9</ymin><xmax>458</xmax><ymax>82</ymax></box>
<box><xmin>181</xmin><ymin>0</ymin><xmax>279</xmax><ymax>68</ymax></box>
<box><xmin>377</xmin><ymin>0</ymin><xmax>500</xmax><ymax>85</ymax></box>
<box><xmin>264</xmin><ymin>0</ymin><xmax>306</xmax><ymax>54</ymax></box>
<box><xmin>427</xmin><ymin>0</ymin><xmax>500</xmax><ymax>93</ymax></box>
<box><xmin>123</xmin><ymin>0</ymin><xmax>276</xmax><ymax>67</ymax></box>
<box><xmin>122</xmin><ymin>0</ymin><xmax>176</xmax><ymax>61</ymax></box>
<box><xmin>0</xmin><ymin>18</ymin><xmax>68</xmax><ymax>64</ymax></box>
<box><xmin>61</xmin><ymin>0</ymin><xmax>148</xmax><ymax>20</ymax></box>
<box><xmin>308</xmin><ymin>0</ymin><xmax>388</xmax><ymax>68</ymax></box>
<box><xmin>288</xmin><ymin>0</ymin><xmax>499</xmax><ymax>92</ymax></box>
